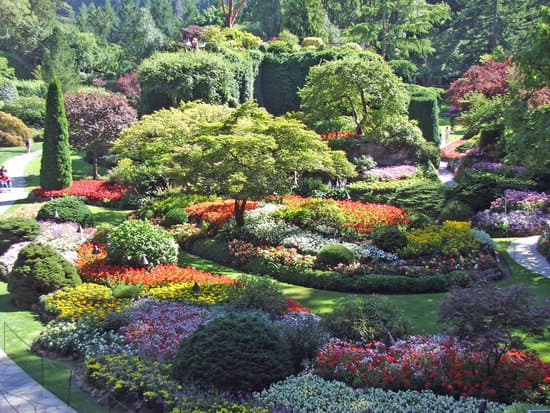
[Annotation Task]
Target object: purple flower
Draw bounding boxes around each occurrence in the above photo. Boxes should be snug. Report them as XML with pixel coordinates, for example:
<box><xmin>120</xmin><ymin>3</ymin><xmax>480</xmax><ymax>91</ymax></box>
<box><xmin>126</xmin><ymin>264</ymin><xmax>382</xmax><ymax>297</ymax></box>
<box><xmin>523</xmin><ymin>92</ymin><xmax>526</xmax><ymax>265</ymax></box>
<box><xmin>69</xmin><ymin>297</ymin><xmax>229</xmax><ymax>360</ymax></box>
<box><xmin>490</xmin><ymin>189</ymin><xmax>549</xmax><ymax>212</ymax></box>
<box><xmin>366</xmin><ymin>165</ymin><xmax>417</xmax><ymax>180</ymax></box>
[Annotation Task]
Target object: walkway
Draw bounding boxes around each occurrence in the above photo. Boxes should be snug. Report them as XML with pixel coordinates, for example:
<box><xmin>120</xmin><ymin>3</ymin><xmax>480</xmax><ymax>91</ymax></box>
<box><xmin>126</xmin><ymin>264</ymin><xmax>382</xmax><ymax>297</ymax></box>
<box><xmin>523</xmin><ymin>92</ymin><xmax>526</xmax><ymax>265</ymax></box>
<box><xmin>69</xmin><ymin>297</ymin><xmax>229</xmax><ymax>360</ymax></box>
<box><xmin>0</xmin><ymin>151</ymin><xmax>41</xmax><ymax>216</ymax></box>
<box><xmin>507</xmin><ymin>236</ymin><xmax>550</xmax><ymax>278</ymax></box>
<box><xmin>437</xmin><ymin>159</ymin><xmax>456</xmax><ymax>186</ymax></box>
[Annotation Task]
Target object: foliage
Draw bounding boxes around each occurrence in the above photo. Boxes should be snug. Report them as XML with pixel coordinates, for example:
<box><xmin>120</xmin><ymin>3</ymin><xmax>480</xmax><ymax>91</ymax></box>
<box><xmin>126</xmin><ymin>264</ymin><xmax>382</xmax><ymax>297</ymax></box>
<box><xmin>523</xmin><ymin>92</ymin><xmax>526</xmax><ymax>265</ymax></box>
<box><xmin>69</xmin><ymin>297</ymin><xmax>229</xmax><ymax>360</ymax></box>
<box><xmin>408</xmin><ymin>94</ymin><xmax>440</xmax><ymax>145</ymax></box>
<box><xmin>173</xmin><ymin>314</ymin><xmax>293</xmax><ymax>392</ymax></box>
<box><xmin>388</xmin><ymin>180</ymin><xmax>447</xmax><ymax>219</ymax></box>
<box><xmin>40</xmin><ymin>77</ymin><xmax>72</xmax><ymax>190</ymax></box>
<box><xmin>7</xmin><ymin>243</ymin><xmax>81</xmax><ymax>309</ymax></box>
<box><xmin>138</xmin><ymin>51</ymin><xmax>240</xmax><ymax>113</ymax></box>
<box><xmin>299</xmin><ymin>55</ymin><xmax>409</xmax><ymax>136</ymax></box>
<box><xmin>33</xmin><ymin>179</ymin><xmax>130</xmax><ymax>204</ymax></box>
<box><xmin>12</xmin><ymin>79</ymin><xmax>47</xmax><ymax>98</ymax></box>
<box><xmin>0</xmin><ymin>218</ymin><xmax>40</xmax><ymax>255</ymax></box>
<box><xmin>0</xmin><ymin>110</ymin><xmax>32</xmax><ymax>146</ymax></box>
<box><xmin>537</xmin><ymin>231</ymin><xmax>550</xmax><ymax>262</ymax></box>
<box><xmin>186</xmin><ymin>199</ymin><xmax>259</xmax><ymax>226</ymax></box>
<box><xmin>446</xmin><ymin>59</ymin><xmax>511</xmax><ymax>110</ymax></box>
<box><xmin>282</xmin><ymin>0</ymin><xmax>328</xmax><ymax>40</ymax></box>
<box><xmin>439</xmin><ymin>283</ymin><xmax>550</xmax><ymax>376</ymax></box>
<box><xmin>0</xmin><ymin>96</ymin><xmax>46</xmax><ymax>128</ymax></box>
<box><xmin>322</xmin><ymin>295</ymin><xmax>412</xmax><ymax>343</ymax></box>
<box><xmin>255</xmin><ymin>374</ymin><xmax>507</xmax><ymax>413</ymax></box>
<box><xmin>105</xmin><ymin>219</ymin><xmax>178</xmax><ymax>267</ymax></box>
<box><xmin>36</xmin><ymin>196</ymin><xmax>95</xmax><ymax>227</ymax></box>
<box><xmin>162</xmin><ymin>208</ymin><xmax>189</xmax><ymax>227</ymax></box>
<box><xmin>41</xmin><ymin>282</ymin><xmax>130</xmax><ymax>321</ymax></box>
<box><xmin>316</xmin><ymin>244</ymin><xmax>355</xmax><ymax>267</ymax></box>
<box><xmin>227</xmin><ymin>275</ymin><xmax>288</xmax><ymax>315</ymax></box>
<box><xmin>0</xmin><ymin>78</ymin><xmax>17</xmax><ymax>101</ymax></box>
<box><xmin>314</xmin><ymin>336</ymin><xmax>549</xmax><ymax>403</ymax></box>
<box><xmin>115</xmin><ymin>71</ymin><xmax>140</xmax><ymax>106</ymax></box>
<box><xmin>371</xmin><ymin>226</ymin><xmax>408</xmax><ymax>253</ymax></box>
<box><xmin>438</xmin><ymin>200</ymin><xmax>474</xmax><ymax>222</ymax></box>
<box><xmin>64</xmin><ymin>91</ymin><xmax>136</xmax><ymax>179</ymax></box>
<box><xmin>275</xmin><ymin>198</ymin><xmax>346</xmax><ymax>235</ymax></box>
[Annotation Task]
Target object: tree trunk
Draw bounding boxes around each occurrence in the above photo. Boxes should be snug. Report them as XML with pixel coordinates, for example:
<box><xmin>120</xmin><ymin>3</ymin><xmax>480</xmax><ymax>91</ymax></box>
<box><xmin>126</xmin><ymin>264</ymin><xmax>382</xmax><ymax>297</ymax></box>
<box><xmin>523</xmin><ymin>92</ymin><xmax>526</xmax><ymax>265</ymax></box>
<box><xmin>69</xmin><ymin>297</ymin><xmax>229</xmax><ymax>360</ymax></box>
<box><xmin>489</xmin><ymin>0</ymin><xmax>499</xmax><ymax>51</ymax></box>
<box><xmin>93</xmin><ymin>154</ymin><xmax>99</xmax><ymax>180</ymax></box>
<box><xmin>234</xmin><ymin>198</ymin><xmax>247</xmax><ymax>227</ymax></box>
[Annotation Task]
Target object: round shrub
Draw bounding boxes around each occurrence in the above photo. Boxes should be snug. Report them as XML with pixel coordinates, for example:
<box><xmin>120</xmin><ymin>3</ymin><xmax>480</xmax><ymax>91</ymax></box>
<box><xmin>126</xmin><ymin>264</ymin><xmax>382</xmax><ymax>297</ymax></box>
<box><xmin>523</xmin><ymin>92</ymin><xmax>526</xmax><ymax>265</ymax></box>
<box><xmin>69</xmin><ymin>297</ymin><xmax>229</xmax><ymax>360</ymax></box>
<box><xmin>316</xmin><ymin>244</ymin><xmax>355</xmax><ymax>267</ymax></box>
<box><xmin>0</xmin><ymin>79</ymin><xmax>18</xmax><ymax>101</ymax></box>
<box><xmin>36</xmin><ymin>196</ymin><xmax>95</xmax><ymax>227</ymax></box>
<box><xmin>162</xmin><ymin>207</ymin><xmax>189</xmax><ymax>227</ymax></box>
<box><xmin>106</xmin><ymin>219</ymin><xmax>178</xmax><ymax>267</ymax></box>
<box><xmin>371</xmin><ymin>226</ymin><xmax>408</xmax><ymax>252</ymax></box>
<box><xmin>173</xmin><ymin>314</ymin><xmax>293</xmax><ymax>392</ymax></box>
<box><xmin>7</xmin><ymin>243</ymin><xmax>81</xmax><ymax>309</ymax></box>
<box><xmin>322</xmin><ymin>295</ymin><xmax>412</xmax><ymax>344</ymax></box>
<box><xmin>227</xmin><ymin>276</ymin><xmax>288</xmax><ymax>315</ymax></box>
<box><xmin>0</xmin><ymin>217</ymin><xmax>40</xmax><ymax>254</ymax></box>
<box><xmin>438</xmin><ymin>200</ymin><xmax>473</xmax><ymax>222</ymax></box>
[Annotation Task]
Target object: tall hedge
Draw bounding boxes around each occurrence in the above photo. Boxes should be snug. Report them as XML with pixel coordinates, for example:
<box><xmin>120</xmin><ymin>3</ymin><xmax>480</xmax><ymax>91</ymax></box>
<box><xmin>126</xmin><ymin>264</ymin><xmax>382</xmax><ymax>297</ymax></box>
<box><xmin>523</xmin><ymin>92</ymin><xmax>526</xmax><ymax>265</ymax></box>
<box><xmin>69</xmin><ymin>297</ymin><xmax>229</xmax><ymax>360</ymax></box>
<box><xmin>257</xmin><ymin>48</ymin><xmax>354</xmax><ymax>115</ymax></box>
<box><xmin>408</xmin><ymin>95</ymin><xmax>440</xmax><ymax>145</ymax></box>
<box><xmin>138</xmin><ymin>51</ymin><xmax>240</xmax><ymax>114</ymax></box>
<box><xmin>40</xmin><ymin>77</ymin><xmax>72</xmax><ymax>190</ymax></box>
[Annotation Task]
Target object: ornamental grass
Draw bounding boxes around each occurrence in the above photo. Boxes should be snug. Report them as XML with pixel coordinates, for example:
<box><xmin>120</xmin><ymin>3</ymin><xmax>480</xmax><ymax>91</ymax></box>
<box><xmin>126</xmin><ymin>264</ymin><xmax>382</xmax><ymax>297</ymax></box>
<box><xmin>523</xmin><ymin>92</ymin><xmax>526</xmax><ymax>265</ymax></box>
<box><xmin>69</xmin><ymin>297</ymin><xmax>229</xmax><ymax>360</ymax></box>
<box><xmin>32</xmin><ymin>179</ymin><xmax>129</xmax><ymax>202</ymax></box>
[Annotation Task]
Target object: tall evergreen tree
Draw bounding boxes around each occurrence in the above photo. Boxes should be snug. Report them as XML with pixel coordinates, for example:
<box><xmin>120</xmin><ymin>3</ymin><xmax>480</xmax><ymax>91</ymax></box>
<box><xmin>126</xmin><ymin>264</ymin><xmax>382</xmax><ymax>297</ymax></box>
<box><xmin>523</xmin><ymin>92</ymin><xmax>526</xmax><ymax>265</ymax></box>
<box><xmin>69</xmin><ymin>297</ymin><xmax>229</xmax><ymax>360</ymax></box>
<box><xmin>40</xmin><ymin>77</ymin><xmax>72</xmax><ymax>190</ymax></box>
<box><xmin>150</xmin><ymin>0</ymin><xmax>177</xmax><ymax>36</ymax></box>
<box><xmin>42</xmin><ymin>26</ymin><xmax>79</xmax><ymax>90</ymax></box>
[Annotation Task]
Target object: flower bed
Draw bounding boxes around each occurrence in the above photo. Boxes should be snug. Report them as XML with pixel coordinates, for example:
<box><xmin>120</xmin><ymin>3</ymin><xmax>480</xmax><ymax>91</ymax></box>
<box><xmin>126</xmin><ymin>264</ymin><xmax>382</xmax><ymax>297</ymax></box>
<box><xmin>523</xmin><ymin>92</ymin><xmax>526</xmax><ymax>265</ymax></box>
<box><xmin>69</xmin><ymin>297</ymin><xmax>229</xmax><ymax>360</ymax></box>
<box><xmin>473</xmin><ymin>209</ymin><xmax>550</xmax><ymax>237</ymax></box>
<box><xmin>365</xmin><ymin>165</ymin><xmax>417</xmax><ymax>180</ymax></box>
<box><xmin>314</xmin><ymin>336</ymin><xmax>550</xmax><ymax>404</ymax></box>
<box><xmin>32</xmin><ymin>179</ymin><xmax>129</xmax><ymax>202</ymax></box>
<box><xmin>490</xmin><ymin>189</ymin><xmax>549</xmax><ymax>212</ymax></box>
<box><xmin>185</xmin><ymin>199</ymin><xmax>259</xmax><ymax>226</ymax></box>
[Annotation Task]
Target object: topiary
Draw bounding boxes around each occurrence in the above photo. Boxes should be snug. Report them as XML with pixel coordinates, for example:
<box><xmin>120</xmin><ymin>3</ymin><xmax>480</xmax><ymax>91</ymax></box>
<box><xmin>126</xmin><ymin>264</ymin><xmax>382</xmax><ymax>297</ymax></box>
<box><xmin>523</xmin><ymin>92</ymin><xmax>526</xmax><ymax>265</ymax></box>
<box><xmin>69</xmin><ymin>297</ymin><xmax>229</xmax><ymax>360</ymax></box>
<box><xmin>316</xmin><ymin>244</ymin><xmax>355</xmax><ymax>267</ymax></box>
<box><xmin>0</xmin><ymin>217</ymin><xmax>40</xmax><ymax>254</ymax></box>
<box><xmin>36</xmin><ymin>196</ymin><xmax>95</xmax><ymax>227</ymax></box>
<box><xmin>106</xmin><ymin>219</ymin><xmax>178</xmax><ymax>267</ymax></box>
<box><xmin>322</xmin><ymin>295</ymin><xmax>412</xmax><ymax>344</ymax></box>
<box><xmin>227</xmin><ymin>276</ymin><xmax>288</xmax><ymax>315</ymax></box>
<box><xmin>7</xmin><ymin>243</ymin><xmax>81</xmax><ymax>309</ymax></box>
<box><xmin>162</xmin><ymin>207</ymin><xmax>189</xmax><ymax>227</ymax></box>
<box><xmin>173</xmin><ymin>314</ymin><xmax>293</xmax><ymax>392</ymax></box>
<box><xmin>371</xmin><ymin>226</ymin><xmax>408</xmax><ymax>253</ymax></box>
<box><xmin>438</xmin><ymin>199</ymin><xmax>474</xmax><ymax>222</ymax></box>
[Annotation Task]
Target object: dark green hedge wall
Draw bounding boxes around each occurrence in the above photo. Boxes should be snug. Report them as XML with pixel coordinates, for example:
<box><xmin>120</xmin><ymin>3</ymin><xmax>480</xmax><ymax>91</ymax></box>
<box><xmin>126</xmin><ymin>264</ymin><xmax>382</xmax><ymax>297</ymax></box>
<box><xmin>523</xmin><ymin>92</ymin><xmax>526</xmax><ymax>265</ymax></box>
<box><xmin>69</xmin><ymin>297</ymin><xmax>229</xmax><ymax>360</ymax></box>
<box><xmin>408</xmin><ymin>95</ymin><xmax>440</xmax><ymax>145</ymax></box>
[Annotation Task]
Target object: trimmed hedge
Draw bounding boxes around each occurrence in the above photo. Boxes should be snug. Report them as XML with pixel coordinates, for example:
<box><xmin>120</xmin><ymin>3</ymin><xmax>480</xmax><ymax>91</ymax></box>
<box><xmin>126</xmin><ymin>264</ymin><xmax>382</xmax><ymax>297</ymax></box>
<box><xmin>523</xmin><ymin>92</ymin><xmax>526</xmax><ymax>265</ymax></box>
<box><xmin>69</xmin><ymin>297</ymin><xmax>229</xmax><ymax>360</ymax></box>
<box><xmin>37</xmin><ymin>196</ymin><xmax>95</xmax><ymax>227</ymax></box>
<box><xmin>408</xmin><ymin>95</ymin><xmax>440</xmax><ymax>145</ymax></box>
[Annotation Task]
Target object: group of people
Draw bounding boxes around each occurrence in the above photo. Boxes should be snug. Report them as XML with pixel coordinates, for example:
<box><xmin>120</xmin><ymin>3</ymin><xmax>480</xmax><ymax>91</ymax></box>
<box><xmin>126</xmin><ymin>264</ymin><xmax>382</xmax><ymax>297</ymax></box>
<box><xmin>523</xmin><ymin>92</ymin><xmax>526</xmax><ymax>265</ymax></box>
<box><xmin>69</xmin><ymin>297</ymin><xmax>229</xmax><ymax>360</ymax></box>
<box><xmin>0</xmin><ymin>165</ymin><xmax>11</xmax><ymax>191</ymax></box>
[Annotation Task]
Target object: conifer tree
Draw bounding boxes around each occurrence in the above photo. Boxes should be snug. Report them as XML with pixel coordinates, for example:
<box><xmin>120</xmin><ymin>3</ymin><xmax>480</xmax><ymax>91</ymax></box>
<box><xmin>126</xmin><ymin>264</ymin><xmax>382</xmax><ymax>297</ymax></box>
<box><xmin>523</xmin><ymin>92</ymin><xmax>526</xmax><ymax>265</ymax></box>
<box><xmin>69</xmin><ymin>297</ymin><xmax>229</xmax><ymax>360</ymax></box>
<box><xmin>40</xmin><ymin>77</ymin><xmax>72</xmax><ymax>190</ymax></box>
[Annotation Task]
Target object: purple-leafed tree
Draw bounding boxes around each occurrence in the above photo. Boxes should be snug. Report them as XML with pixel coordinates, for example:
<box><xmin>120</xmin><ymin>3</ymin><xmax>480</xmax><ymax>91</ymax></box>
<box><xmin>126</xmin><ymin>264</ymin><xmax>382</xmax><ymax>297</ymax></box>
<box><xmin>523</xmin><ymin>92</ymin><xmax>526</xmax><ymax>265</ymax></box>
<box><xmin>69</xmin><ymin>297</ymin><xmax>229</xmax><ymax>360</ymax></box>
<box><xmin>65</xmin><ymin>91</ymin><xmax>137</xmax><ymax>179</ymax></box>
<box><xmin>115</xmin><ymin>71</ymin><xmax>141</xmax><ymax>107</ymax></box>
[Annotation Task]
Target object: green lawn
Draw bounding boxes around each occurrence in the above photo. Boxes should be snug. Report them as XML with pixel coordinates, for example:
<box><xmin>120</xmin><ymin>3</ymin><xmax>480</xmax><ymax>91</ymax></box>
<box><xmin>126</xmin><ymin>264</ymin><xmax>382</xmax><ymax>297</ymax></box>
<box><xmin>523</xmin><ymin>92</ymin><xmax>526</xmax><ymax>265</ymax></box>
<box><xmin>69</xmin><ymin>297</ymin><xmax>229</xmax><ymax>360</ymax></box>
<box><xmin>0</xmin><ymin>142</ymin><xmax>42</xmax><ymax>166</ymax></box>
<box><xmin>88</xmin><ymin>205</ymin><xmax>133</xmax><ymax>226</ymax></box>
<box><xmin>0</xmin><ymin>283</ymin><xmax>114</xmax><ymax>413</ymax></box>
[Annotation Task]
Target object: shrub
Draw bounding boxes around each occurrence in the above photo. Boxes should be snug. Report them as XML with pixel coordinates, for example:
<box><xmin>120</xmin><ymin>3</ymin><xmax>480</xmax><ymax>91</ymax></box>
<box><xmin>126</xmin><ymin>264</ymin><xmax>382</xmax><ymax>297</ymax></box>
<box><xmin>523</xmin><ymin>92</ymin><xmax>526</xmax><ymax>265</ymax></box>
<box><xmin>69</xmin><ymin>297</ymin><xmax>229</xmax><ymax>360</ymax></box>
<box><xmin>13</xmin><ymin>79</ymin><xmax>47</xmax><ymax>98</ymax></box>
<box><xmin>162</xmin><ymin>208</ymin><xmax>189</xmax><ymax>227</ymax></box>
<box><xmin>438</xmin><ymin>200</ymin><xmax>474</xmax><ymax>221</ymax></box>
<box><xmin>0</xmin><ymin>110</ymin><xmax>32</xmax><ymax>146</ymax></box>
<box><xmin>105</xmin><ymin>219</ymin><xmax>178</xmax><ymax>267</ymax></box>
<box><xmin>389</xmin><ymin>180</ymin><xmax>447</xmax><ymax>219</ymax></box>
<box><xmin>322</xmin><ymin>295</ymin><xmax>412</xmax><ymax>343</ymax></box>
<box><xmin>36</xmin><ymin>196</ymin><xmax>95</xmax><ymax>227</ymax></box>
<box><xmin>0</xmin><ymin>218</ymin><xmax>40</xmax><ymax>255</ymax></box>
<box><xmin>302</xmin><ymin>37</ymin><xmax>324</xmax><ymax>49</ymax></box>
<box><xmin>1</xmin><ymin>96</ymin><xmax>46</xmax><ymax>128</ymax></box>
<box><xmin>91</xmin><ymin>224</ymin><xmax>112</xmax><ymax>245</ymax></box>
<box><xmin>173</xmin><ymin>314</ymin><xmax>293</xmax><ymax>392</ymax></box>
<box><xmin>371</xmin><ymin>226</ymin><xmax>407</xmax><ymax>252</ymax></box>
<box><xmin>316</xmin><ymin>244</ymin><xmax>355</xmax><ymax>267</ymax></box>
<box><xmin>275</xmin><ymin>198</ymin><xmax>347</xmax><ymax>235</ymax></box>
<box><xmin>408</xmin><ymin>94</ymin><xmax>439</xmax><ymax>145</ymax></box>
<box><xmin>7</xmin><ymin>243</ymin><xmax>81</xmax><ymax>309</ymax></box>
<box><xmin>407</xmin><ymin>212</ymin><xmax>434</xmax><ymax>229</ymax></box>
<box><xmin>227</xmin><ymin>276</ymin><xmax>287</xmax><ymax>315</ymax></box>
<box><xmin>0</xmin><ymin>78</ymin><xmax>17</xmax><ymax>101</ymax></box>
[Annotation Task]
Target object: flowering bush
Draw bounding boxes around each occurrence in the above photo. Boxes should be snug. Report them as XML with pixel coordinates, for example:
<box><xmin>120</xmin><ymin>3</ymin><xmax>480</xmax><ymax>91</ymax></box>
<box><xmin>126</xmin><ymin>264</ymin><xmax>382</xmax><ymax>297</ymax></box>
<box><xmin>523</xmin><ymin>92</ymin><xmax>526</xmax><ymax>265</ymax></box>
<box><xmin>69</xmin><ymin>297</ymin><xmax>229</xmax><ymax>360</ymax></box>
<box><xmin>121</xmin><ymin>299</ymin><xmax>224</xmax><ymax>360</ymax></box>
<box><xmin>319</xmin><ymin>131</ymin><xmax>356</xmax><ymax>140</ymax></box>
<box><xmin>472</xmin><ymin>209</ymin><xmax>550</xmax><ymax>237</ymax></box>
<box><xmin>228</xmin><ymin>239</ymin><xmax>315</xmax><ymax>270</ymax></box>
<box><xmin>314</xmin><ymin>336</ymin><xmax>550</xmax><ymax>403</ymax></box>
<box><xmin>284</xmin><ymin>299</ymin><xmax>311</xmax><ymax>313</ymax></box>
<box><xmin>41</xmin><ymin>283</ymin><xmax>132</xmax><ymax>321</ymax></box>
<box><xmin>471</xmin><ymin>162</ymin><xmax>527</xmax><ymax>176</ymax></box>
<box><xmin>146</xmin><ymin>282</ymin><xmax>233</xmax><ymax>304</ymax></box>
<box><xmin>490</xmin><ymin>190</ymin><xmax>549</xmax><ymax>212</ymax></box>
<box><xmin>254</xmin><ymin>373</ymin><xmax>507</xmax><ymax>413</ymax></box>
<box><xmin>32</xmin><ymin>179</ymin><xmax>129</xmax><ymax>202</ymax></box>
<box><xmin>32</xmin><ymin>320</ymin><xmax>129</xmax><ymax>358</ymax></box>
<box><xmin>186</xmin><ymin>199</ymin><xmax>259</xmax><ymax>226</ymax></box>
<box><xmin>400</xmin><ymin>221</ymin><xmax>481</xmax><ymax>258</ymax></box>
<box><xmin>366</xmin><ymin>165</ymin><xmax>417</xmax><ymax>180</ymax></box>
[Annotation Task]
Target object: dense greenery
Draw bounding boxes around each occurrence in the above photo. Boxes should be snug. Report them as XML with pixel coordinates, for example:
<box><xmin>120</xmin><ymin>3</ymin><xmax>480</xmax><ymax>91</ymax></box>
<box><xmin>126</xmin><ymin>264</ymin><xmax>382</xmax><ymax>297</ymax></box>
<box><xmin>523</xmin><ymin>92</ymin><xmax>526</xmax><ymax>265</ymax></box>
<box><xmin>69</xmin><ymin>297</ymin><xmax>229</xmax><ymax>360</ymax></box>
<box><xmin>0</xmin><ymin>218</ymin><xmax>40</xmax><ymax>255</ymax></box>
<box><xmin>36</xmin><ymin>196</ymin><xmax>95</xmax><ymax>228</ymax></box>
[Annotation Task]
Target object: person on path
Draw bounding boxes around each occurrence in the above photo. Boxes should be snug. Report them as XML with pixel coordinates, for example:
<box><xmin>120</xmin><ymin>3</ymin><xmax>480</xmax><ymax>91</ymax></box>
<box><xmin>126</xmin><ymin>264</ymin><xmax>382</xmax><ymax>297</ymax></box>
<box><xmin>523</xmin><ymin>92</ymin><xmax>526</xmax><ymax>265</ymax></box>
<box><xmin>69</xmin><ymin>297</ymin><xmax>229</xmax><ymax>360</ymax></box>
<box><xmin>444</xmin><ymin>127</ymin><xmax>451</xmax><ymax>145</ymax></box>
<box><xmin>25</xmin><ymin>137</ymin><xmax>32</xmax><ymax>153</ymax></box>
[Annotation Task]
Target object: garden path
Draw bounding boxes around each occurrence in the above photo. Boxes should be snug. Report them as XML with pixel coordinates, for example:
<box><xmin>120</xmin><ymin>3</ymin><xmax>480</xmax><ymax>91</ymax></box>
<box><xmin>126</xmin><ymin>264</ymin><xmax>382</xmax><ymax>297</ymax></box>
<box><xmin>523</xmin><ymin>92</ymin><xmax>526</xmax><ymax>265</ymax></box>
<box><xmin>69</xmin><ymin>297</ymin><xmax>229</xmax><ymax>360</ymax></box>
<box><xmin>507</xmin><ymin>236</ymin><xmax>550</xmax><ymax>278</ymax></box>
<box><xmin>0</xmin><ymin>150</ymin><xmax>42</xmax><ymax>216</ymax></box>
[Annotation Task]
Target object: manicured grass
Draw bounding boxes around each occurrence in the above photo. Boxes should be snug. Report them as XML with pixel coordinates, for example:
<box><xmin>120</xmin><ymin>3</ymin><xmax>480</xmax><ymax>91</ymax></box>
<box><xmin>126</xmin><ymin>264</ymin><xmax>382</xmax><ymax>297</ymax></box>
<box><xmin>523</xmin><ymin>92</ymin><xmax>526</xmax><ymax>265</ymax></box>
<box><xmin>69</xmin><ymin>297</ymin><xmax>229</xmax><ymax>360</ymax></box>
<box><xmin>88</xmin><ymin>205</ymin><xmax>133</xmax><ymax>226</ymax></box>
<box><xmin>0</xmin><ymin>283</ymin><xmax>114</xmax><ymax>413</ymax></box>
<box><xmin>0</xmin><ymin>142</ymin><xmax>42</xmax><ymax>165</ymax></box>
<box><xmin>71</xmin><ymin>150</ymin><xmax>107</xmax><ymax>180</ymax></box>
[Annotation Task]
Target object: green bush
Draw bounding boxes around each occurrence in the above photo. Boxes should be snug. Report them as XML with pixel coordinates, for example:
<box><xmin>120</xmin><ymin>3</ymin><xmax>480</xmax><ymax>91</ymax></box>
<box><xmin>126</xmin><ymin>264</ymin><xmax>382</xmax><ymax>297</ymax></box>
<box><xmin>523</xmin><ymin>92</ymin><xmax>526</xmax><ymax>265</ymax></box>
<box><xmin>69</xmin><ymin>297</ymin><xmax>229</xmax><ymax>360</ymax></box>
<box><xmin>408</xmin><ymin>95</ymin><xmax>439</xmax><ymax>145</ymax></box>
<box><xmin>0</xmin><ymin>110</ymin><xmax>32</xmax><ymax>146</ymax></box>
<box><xmin>13</xmin><ymin>79</ymin><xmax>47</xmax><ymax>98</ymax></box>
<box><xmin>190</xmin><ymin>237</ymin><xmax>232</xmax><ymax>264</ymax></box>
<box><xmin>106</xmin><ymin>219</ymin><xmax>178</xmax><ymax>267</ymax></box>
<box><xmin>275</xmin><ymin>198</ymin><xmax>346</xmax><ymax>235</ymax></box>
<box><xmin>162</xmin><ymin>208</ymin><xmax>189</xmax><ymax>227</ymax></box>
<box><xmin>91</xmin><ymin>223</ymin><xmax>113</xmax><ymax>245</ymax></box>
<box><xmin>111</xmin><ymin>283</ymin><xmax>142</xmax><ymax>299</ymax></box>
<box><xmin>2</xmin><ymin>96</ymin><xmax>46</xmax><ymax>128</ymax></box>
<box><xmin>173</xmin><ymin>314</ymin><xmax>293</xmax><ymax>392</ymax></box>
<box><xmin>7</xmin><ymin>243</ymin><xmax>81</xmax><ymax>309</ymax></box>
<box><xmin>322</xmin><ymin>295</ymin><xmax>412</xmax><ymax>344</ymax></box>
<box><xmin>0</xmin><ymin>78</ymin><xmax>17</xmax><ymax>101</ymax></box>
<box><xmin>227</xmin><ymin>275</ymin><xmax>287</xmax><ymax>315</ymax></box>
<box><xmin>438</xmin><ymin>200</ymin><xmax>474</xmax><ymax>222</ymax></box>
<box><xmin>316</xmin><ymin>244</ymin><xmax>355</xmax><ymax>267</ymax></box>
<box><xmin>36</xmin><ymin>197</ymin><xmax>95</xmax><ymax>227</ymax></box>
<box><xmin>347</xmin><ymin>177</ymin><xmax>426</xmax><ymax>203</ymax></box>
<box><xmin>389</xmin><ymin>180</ymin><xmax>447</xmax><ymax>219</ymax></box>
<box><xmin>371</xmin><ymin>226</ymin><xmax>408</xmax><ymax>253</ymax></box>
<box><xmin>0</xmin><ymin>218</ymin><xmax>40</xmax><ymax>255</ymax></box>
<box><xmin>407</xmin><ymin>212</ymin><xmax>435</xmax><ymax>229</ymax></box>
